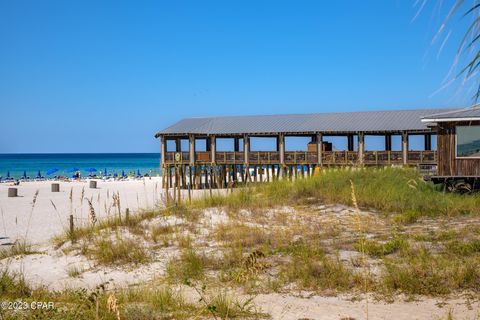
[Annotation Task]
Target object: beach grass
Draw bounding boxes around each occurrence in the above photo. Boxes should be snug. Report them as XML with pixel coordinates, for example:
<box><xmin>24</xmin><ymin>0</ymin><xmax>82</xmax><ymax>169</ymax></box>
<box><xmin>194</xmin><ymin>167</ymin><xmax>480</xmax><ymax>221</ymax></box>
<box><xmin>27</xmin><ymin>166</ymin><xmax>479</xmax><ymax>317</ymax></box>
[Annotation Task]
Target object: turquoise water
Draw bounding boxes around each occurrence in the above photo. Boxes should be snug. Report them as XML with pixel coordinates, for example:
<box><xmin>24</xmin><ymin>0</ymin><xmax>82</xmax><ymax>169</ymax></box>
<box><xmin>0</xmin><ymin>153</ymin><xmax>161</xmax><ymax>179</ymax></box>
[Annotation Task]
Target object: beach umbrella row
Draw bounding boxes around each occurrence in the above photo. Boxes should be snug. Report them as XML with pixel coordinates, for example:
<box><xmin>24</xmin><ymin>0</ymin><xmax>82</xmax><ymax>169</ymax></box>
<box><xmin>3</xmin><ymin>168</ymin><xmax>150</xmax><ymax>179</ymax></box>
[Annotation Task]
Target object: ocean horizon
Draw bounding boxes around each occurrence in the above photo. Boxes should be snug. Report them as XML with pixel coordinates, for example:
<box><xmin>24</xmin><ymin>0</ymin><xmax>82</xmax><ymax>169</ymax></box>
<box><xmin>0</xmin><ymin>153</ymin><xmax>161</xmax><ymax>179</ymax></box>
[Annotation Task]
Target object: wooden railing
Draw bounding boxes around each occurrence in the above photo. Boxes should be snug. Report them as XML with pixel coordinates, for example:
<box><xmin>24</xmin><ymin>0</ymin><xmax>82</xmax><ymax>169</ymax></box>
<box><xmin>364</xmin><ymin>151</ymin><xmax>403</xmax><ymax>165</ymax></box>
<box><xmin>249</xmin><ymin>151</ymin><xmax>280</xmax><ymax>164</ymax></box>
<box><xmin>163</xmin><ymin>150</ymin><xmax>437</xmax><ymax>165</ymax></box>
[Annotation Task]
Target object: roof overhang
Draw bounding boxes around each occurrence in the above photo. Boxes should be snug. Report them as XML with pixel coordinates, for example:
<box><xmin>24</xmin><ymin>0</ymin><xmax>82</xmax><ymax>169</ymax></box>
<box><xmin>421</xmin><ymin>117</ymin><xmax>480</xmax><ymax>123</ymax></box>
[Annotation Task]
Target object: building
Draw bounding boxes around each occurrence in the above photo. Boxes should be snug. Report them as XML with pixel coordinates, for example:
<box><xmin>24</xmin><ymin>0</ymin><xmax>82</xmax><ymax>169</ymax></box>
<box><xmin>155</xmin><ymin>107</ymin><xmax>463</xmax><ymax>189</ymax></box>
<box><xmin>422</xmin><ymin>106</ymin><xmax>480</xmax><ymax>190</ymax></box>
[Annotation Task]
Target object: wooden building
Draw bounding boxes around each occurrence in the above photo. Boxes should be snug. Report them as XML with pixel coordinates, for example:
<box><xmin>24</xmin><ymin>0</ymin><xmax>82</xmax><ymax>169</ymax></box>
<box><xmin>422</xmin><ymin>106</ymin><xmax>480</xmax><ymax>190</ymax></box>
<box><xmin>155</xmin><ymin>108</ymin><xmax>457</xmax><ymax>189</ymax></box>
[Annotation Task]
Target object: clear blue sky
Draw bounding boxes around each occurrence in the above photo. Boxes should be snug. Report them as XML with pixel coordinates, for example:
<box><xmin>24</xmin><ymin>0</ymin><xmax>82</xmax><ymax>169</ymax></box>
<box><xmin>0</xmin><ymin>0</ymin><xmax>472</xmax><ymax>153</ymax></box>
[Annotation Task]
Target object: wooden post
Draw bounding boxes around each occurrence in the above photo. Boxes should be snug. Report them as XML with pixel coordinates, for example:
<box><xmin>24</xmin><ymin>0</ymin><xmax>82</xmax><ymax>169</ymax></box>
<box><xmin>424</xmin><ymin>133</ymin><xmax>432</xmax><ymax>151</ymax></box>
<box><xmin>177</xmin><ymin>166</ymin><xmax>182</xmax><ymax>204</ymax></box>
<box><xmin>347</xmin><ymin>134</ymin><xmax>354</xmax><ymax>151</ymax></box>
<box><xmin>160</xmin><ymin>136</ymin><xmax>166</xmax><ymax>167</ymax></box>
<box><xmin>402</xmin><ymin>131</ymin><xmax>409</xmax><ymax>165</ymax></box>
<box><xmin>210</xmin><ymin>135</ymin><xmax>216</xmax><ymax>164</ymax></box>
<box><xmin>278</xmin><ymin>133</ymin><xmax>285</xmax><ymax>177</ymax></box>
<box><xmin>243</xmin><ymin>134</ymin><xmax>250</xmax><ymax>168</ymax></box>
<box><xmin>209</xmin><ymin>165</ymin><xmax>213</xmax><ymax>197</ymax></box>
<box><xmin>188</xmin><ymin>183</ymin><xmax>192</xmax><ymax>204</ymax></box>
<box><xmin>69</xmin><ymin>214</ymin><xmax>75</xmax><ymax>243</ymax></box>
<box><xmin>7</xmin><ymin>188</ymin><xmax>17</xmax><ymax>197</ymax></box>
<box><xmin>316</xmin><ymin>133</ymin><xmax>323</xmax><ymax>167</ymax></box>
<box><xmin>51</xmin><ymin>183</ymin><xmax>60</xmax><ymax>192</ymax></box>
<box><xmin>165</xmin><ymin>166</ymin><xmax>170</xmax><ymax>205</ymax></box>
<box><xmin>385</xmin><ymin>134</ymin><xmax>392</xmax><ymax>151</ymax></box>
<box><xmin>189</xmin><ymin>135</ymin><xmax>195</xmax><ymax>166</ymax></box>
<box><xmin>175</xmin><ymin>137</ymin><xmax>181</xmax><ymax>152</ymax></box>
<box><xmin>125</xmin><ymin>208</ymin><xmax>130</xmax><ymax>223</ymax></box>
<box><xmin>358</xmin><ymin>132</ymin><xmax>365</xmax><ymax>165</ymax></box>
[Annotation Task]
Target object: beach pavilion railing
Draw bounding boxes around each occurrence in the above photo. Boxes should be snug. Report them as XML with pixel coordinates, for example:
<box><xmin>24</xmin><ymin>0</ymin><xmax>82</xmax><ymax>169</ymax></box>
<box><xmin>163</xmin><ymin>150</ymin><xmax>437</xmax><ymax>166</ymax></box>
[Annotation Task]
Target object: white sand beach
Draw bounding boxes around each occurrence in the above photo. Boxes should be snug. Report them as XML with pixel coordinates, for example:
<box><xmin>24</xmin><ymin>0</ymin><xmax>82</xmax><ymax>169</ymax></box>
<box><xmin>0</xmin><ymin>177</ymin><xmax>170</xmax><ymax>244</ymax></box>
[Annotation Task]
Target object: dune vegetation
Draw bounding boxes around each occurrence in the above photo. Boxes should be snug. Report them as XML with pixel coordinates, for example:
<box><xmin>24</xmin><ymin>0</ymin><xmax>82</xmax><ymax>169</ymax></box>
<box><xmin>1</xmin><ymin>167</ymin><xmax>479</xmax><ymax>319</ymax></box>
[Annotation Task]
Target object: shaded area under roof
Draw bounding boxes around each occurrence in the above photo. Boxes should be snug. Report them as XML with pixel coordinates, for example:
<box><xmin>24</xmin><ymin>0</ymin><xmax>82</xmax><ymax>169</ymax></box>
<box><xmin>155</xmin><ymin>108</ymin><xmax>458</xmax><ymax>137</ymax></box>
<box><xmin>422</xmin><ymin>105</ymin><xmax>480</xmax><ymax>122</ymax></box>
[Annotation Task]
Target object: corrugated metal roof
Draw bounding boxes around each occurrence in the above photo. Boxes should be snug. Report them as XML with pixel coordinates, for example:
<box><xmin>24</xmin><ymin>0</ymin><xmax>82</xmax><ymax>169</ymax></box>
<box><xmin>422</xmin><ymin>105</ymin><xmax>480</xmax><ymax>121</ymax></box>
<box><xmin>155</xmin><ymin>108</ymin><xmax>458</xmax><ymax>137</ymax></box>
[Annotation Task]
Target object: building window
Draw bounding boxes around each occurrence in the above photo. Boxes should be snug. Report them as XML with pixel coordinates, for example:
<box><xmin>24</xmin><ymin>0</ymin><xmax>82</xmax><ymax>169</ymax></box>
<box><xmin>456</xmin><ymin>125</ymin><xmax>480</xmax><ymax>158</ymax></box>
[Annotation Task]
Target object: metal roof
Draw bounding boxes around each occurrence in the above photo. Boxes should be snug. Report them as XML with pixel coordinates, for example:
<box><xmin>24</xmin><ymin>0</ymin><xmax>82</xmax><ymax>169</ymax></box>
<box><xmin>155</xmin><ymin>108</ymin><xmax>458</xmax><ymax>137</ymax></box>
<box><xmin>421</xmin><ymin>105</ymin><xmax>480</xmax><ymax>122</ymax></box>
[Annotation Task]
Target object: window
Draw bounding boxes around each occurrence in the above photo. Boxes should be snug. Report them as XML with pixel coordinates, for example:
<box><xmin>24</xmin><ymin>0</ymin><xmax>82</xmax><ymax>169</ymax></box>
<box><xmin>456</xmin><ymin>125</ymin><xmax>480</xmax><ymax>158</ymax></box>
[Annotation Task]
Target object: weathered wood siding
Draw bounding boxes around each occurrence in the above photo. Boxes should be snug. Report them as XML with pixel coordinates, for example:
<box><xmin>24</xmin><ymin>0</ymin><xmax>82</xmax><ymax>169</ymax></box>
<box><xmin>437</xmin><ymin>121</ymin><xmax>480</xmax><ymax>176</ymax></box>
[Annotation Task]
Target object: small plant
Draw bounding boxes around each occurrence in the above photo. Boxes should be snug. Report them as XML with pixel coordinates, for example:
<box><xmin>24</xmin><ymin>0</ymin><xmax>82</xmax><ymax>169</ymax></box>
<box><xmin>87</xmin><ymin>236</ymin><xmax>150</xmax><ymax>266</ymax></box>
<box><xmin>0</xmin><ymin>241</ymin><xmax>38</xmax><ymax>259</ymax></box>
<box><xmin>66</xmin><ymin>265</ymin><xmax>83</xmax><ymax>278</ymax></box>
<box><xmin>358</xmin><ymin>238</ymin><xmax>407</xmax><ymax>258</ymax></box>
<box><xmin>166</xmin><ymin>248</ymin><xmax>208</xmax><ymax>281</ymax></box>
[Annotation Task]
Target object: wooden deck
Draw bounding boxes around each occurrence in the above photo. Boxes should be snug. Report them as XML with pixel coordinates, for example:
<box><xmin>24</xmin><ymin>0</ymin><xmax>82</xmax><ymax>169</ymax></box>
<box><xmin>163</xmin><ymin>150</ymin><xmax>437</xmax><ymax>166</ymax></box>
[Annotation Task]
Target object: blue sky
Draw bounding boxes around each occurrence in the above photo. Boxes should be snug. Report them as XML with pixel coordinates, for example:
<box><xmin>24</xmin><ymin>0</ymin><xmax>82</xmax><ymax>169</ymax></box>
<box><xmin>0</xmin><ymin>0</ymin><xmax>473</xmax><ymax>153</ymax></box>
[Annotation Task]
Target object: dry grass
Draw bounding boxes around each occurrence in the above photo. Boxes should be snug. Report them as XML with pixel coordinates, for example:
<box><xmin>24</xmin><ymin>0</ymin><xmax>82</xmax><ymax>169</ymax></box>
<box><xmin>85</xmin><ymin>235</ymin><xmax>151</xmax><ymax>266</ymax></box>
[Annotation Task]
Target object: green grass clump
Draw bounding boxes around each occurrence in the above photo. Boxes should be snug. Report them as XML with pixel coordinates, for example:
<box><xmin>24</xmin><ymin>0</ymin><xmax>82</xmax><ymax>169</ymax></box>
<box><xmin>205</xmin><ymin>291</ymin><xmax>261</xmax><ymax>319</ymax></box>
<box><xmin>281</xmin><ymin>239</ymin><xmax>356</xmax><ymax>291</ymax></box>
<box><xmin>0</xmin><ymin>241</ymin><xmax>39</xmax><ymax>260</ymax></box>
<box><xmin>444</xmin><ymin>239</ymin><xmax>480</xmax><ymax>256</ymax></box>
<box><xmin>166</xmin><ymin>248</ymin><xmax>209</xmax><ymax>282</ymax></box>
<box><xmin>358</xmin><ymin>238</ymin><xmax>408</xmax><ymax>258</ymax></box>
<box><xmin>87</xmin><ymin>236</ymin><xmax>150</xmax><ymax>266</ymax></box>
<box><xmin>381</xmin><ymin>247</ymin><xmax>480</xmax><ymax>295</ymax></box>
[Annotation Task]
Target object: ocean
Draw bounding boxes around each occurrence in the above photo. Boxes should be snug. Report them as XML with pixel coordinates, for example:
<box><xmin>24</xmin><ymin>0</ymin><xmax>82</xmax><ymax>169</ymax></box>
<box><xmin>0</xmin><ymin>153</ymin><xmax>161</xmax><ymax>179</ymax></box>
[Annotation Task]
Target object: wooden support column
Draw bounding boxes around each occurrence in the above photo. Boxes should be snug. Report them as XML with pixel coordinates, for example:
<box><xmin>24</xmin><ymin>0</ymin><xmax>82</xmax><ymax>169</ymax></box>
<box><xmin>402</xmin><ymin>131</ymin><xmax>409</xmax><ymax>165</ymax></box>
<box><xmin>347</xmin><ymin>135</ymin><xmax>354</xmax><ymax>152</ymax></box>
<box><xmin>278</xmin><ymin>133</ymin><xmax>285</xmax><ymax>177</ymax></box>
<box><xmin>160</xmin><ymin>136</ymin><xmax>166</xmax><ymax>167</ymax></box>
<box><xmin>210</xmin><ymin>135</ymin><xmax>216</xmax><ymax>164</ymax></box>
<box><xmin>316</xmin><ymin>133</ymin><xmax>323</xmax><ymax>167</ymax></box>
<box><xmin>175</xmin><ymin>138</ymin><xmax>181</xmax><ymax>152</ymax></box>
<box><xmin>189</xmin><ymin>135</ymin><xmax>195</xmax><ymax>166</ymax></box>
<box><xmin>424</xmin><ymin>133</ymin><xmax>432</xmax><ymax>151</ymax></box>
<box><xmin>234</xmin><ymin>137</ymin><xmax>240</xmax><ymax>152</ymax></box>
<box><xmin>358</xmin><ymin>132</ymin><xmax>365</xmax><ymax>165</ymax></box>
<box><xmin>243</xmin><ymin>134</ymin><xmax>250</xmax><ymax>166</ymax></box>
<box><xmin>385</xmin><ymin>134</ymin><xmax>392</xmax><ymax>151</ymax></box>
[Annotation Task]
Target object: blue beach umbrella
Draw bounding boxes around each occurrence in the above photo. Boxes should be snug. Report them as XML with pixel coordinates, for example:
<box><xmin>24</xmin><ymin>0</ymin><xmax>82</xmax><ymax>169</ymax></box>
<box><xmin>6</xmin><ymin>171</ymin><xmax>10</xmax><ymax>178</ymax></box>
<box><xmin>104</xmin><ymin>168</ymin><xmax>107</xmax><ymax>176</ymax></box>
<box><xmin>85</xmin><ymin>168</ymin><xmax>97</xmax><ymax>173</ymax></box>
<box><xmin>137</xmin><ymin>169</ymin><xmax>141</xmax><ymax>176</ymax></box>
<box><xmin>121</xmin><ymin>170</ymin><xmax>125</xmax><ymax>177</ymax></box>
<box><xmin>46</xmin><ymin>168</ymin><xmax>59</xmax><ymax>175</ymax></box>
<box><xmin>37</xmin><ymin>170</ymin><xmax>42</xmax><ymax>178</ymax></box>
<box><xmin>23</xmin><ymin>171</ymin><xmax>27</xmax><ymax>179</ymax></box>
